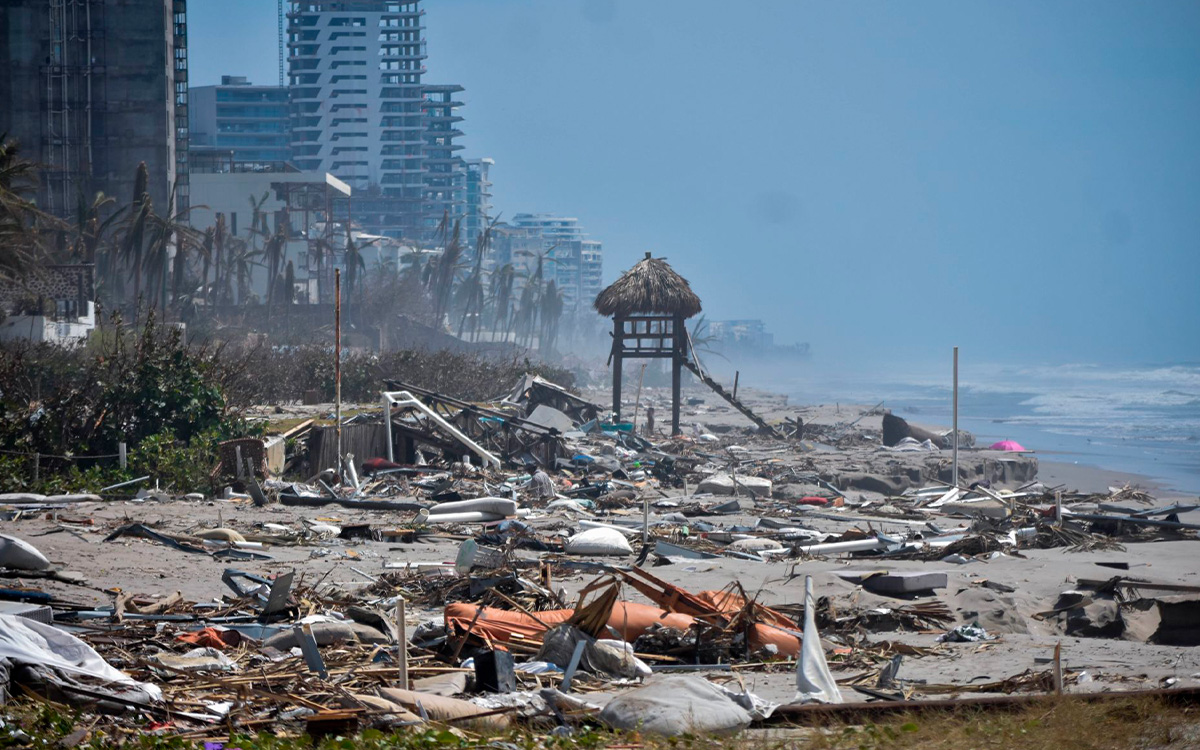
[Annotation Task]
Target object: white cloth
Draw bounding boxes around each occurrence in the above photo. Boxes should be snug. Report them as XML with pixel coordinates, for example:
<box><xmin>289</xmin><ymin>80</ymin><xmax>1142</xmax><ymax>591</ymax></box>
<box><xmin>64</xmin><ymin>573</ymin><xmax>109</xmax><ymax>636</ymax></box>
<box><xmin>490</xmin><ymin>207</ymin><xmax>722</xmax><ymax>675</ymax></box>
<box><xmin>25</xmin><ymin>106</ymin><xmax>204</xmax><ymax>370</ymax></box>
<box><xmin>794</xmin><ymin>576</ymin><xmax>843</xmax><ymax>704</ymax></box>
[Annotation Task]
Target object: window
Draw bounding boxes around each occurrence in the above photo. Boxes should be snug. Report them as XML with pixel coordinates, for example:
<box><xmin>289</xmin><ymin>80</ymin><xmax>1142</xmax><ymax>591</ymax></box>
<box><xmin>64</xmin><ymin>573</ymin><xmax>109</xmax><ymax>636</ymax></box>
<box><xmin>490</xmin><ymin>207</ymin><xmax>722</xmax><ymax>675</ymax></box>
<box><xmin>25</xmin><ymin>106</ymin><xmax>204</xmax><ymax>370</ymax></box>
<box><xmin>381</xmin><ymin>87</ymin><xmax>420</xmax><ymax>98</ymax></box>
<box><xmin>381</xmin><ymin>116</ymin><xmax>420</xmax><ymax>128</ymax></box>
<box><xmin>380</xmin><ymin>101</ymin><xmax>416</xmax><ymax>112</ymax></box>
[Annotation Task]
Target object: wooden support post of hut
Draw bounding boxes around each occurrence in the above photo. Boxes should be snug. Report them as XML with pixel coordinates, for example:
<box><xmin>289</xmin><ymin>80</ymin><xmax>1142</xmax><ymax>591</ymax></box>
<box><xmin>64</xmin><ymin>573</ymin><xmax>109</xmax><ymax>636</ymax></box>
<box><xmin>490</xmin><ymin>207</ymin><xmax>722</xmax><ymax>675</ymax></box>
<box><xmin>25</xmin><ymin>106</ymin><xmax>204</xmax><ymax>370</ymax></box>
<box><xmin>594</xmin><ymin>253</ymin><xmax>702</xmax><ymax>437</ymax></box>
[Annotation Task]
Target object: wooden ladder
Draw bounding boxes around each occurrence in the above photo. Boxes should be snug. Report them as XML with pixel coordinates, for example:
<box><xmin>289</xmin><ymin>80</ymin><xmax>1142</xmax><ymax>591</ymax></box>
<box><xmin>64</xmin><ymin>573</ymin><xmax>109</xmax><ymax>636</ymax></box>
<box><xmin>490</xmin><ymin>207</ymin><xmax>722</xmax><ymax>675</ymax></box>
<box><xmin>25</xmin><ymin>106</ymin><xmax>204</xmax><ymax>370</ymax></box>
<box><xmin>681</xmin><ymin>358</ymin><xmax>782</xmax><ymax>438</ymax></box>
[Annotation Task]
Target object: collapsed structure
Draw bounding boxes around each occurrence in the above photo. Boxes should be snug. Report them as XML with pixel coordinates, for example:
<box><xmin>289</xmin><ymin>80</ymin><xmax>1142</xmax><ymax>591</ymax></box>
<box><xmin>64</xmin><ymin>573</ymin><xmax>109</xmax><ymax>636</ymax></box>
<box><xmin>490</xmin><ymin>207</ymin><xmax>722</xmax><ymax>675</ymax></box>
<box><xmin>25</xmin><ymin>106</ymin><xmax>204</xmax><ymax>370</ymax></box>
<box><xmin>1</xmin><ymin>366</ymin><xmax>1198</xmax><ymax>739</ymax></box>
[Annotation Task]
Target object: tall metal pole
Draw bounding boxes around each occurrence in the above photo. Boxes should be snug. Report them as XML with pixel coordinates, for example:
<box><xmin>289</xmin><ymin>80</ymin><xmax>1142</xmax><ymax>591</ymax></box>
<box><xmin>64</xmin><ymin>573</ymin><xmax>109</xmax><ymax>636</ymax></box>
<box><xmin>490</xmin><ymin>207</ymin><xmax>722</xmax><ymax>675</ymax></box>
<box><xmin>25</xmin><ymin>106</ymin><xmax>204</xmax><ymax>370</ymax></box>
<box><xmin>335</xmin><ymin>268</ymin><xmax>342</xmax><ymax>471</ymax></box>
<box><xmin>952</xmin><ymin>346</ymin><xmax>959</xmax><ymax>487</ymax></box>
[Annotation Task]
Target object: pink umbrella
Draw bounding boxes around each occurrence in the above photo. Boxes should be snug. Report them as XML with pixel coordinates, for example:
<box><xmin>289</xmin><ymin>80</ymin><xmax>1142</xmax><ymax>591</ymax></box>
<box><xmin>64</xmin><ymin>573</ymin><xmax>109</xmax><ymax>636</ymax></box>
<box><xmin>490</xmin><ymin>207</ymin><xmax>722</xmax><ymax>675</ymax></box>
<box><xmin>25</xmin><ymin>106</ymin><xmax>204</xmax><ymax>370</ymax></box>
<box><xmin>990</xmin><ymin>440</ymin><xmax>1027</xmax><ymax>451</ymax></box>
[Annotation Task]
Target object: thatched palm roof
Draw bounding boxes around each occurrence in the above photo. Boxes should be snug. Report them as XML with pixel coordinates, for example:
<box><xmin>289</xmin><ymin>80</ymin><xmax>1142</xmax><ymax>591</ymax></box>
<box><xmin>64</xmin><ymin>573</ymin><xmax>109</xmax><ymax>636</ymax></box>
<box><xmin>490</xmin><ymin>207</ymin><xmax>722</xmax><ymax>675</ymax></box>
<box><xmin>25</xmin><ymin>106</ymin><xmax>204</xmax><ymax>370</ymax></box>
<box><xmin>593</xmin><ymin>252</ymin><xmax>702</xmax><ymax>319</ymax></box>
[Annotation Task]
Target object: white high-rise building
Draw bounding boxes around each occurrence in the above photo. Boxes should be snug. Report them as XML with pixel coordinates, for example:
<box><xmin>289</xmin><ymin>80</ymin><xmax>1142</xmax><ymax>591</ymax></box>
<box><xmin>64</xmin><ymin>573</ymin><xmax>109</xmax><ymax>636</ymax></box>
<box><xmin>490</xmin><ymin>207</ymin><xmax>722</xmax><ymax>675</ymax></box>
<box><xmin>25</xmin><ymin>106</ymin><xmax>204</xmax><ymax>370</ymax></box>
<box><xmin>511</xmin><ymin>213</ymin><xmax>604</xmax><ymax>311</ymax></box>
<box><xmin>287</xmin><ymin>0</ymin><xmax>428</xmax><ymax>239</ymax></box>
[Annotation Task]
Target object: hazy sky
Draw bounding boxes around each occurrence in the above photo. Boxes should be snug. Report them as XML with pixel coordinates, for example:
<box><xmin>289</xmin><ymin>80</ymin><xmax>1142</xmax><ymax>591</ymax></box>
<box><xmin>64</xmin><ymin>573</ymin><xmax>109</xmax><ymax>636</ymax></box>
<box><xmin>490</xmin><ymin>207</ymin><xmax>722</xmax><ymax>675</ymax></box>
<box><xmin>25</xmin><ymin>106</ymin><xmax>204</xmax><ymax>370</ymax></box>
<box><xmin>189</xmin><ymin>1</ymin><xmax>1200</xmax><ymax>367</ymax></box>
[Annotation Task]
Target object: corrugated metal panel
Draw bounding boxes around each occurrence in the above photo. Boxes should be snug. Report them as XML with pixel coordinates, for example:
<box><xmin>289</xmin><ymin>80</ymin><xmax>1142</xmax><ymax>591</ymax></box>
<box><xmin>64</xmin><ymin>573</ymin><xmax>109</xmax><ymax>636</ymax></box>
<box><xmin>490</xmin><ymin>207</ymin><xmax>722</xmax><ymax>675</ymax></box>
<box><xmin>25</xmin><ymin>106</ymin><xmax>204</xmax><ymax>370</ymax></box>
<box><xmin>308</xmin><ymin>424</ymin><xmax>389</xmax><ymax>473</ymax></box>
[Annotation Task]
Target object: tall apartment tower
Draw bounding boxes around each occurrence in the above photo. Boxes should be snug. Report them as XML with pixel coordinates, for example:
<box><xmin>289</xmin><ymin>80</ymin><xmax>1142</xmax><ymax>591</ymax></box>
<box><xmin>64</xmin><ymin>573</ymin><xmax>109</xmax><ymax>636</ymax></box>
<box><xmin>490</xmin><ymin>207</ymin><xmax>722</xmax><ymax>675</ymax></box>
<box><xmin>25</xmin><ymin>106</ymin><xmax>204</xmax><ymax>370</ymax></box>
<box><xmin>463</xmin><ymin>157</ymin><xmax>493</xmax><ymax>250</ymax></box>
<box><xmin>287</xmin><ymin>0</ymin><xmax>428</xmax><ymax>240</ymax></box>
<box><xmin>0</xmin><ymin>0</ymin><xmax>189</xmax><ymax>217</ymax></box>
<box><xmin>421</xmin><ymin>83</ymin><xmax>465</xmax><ymax>242</ymax></box>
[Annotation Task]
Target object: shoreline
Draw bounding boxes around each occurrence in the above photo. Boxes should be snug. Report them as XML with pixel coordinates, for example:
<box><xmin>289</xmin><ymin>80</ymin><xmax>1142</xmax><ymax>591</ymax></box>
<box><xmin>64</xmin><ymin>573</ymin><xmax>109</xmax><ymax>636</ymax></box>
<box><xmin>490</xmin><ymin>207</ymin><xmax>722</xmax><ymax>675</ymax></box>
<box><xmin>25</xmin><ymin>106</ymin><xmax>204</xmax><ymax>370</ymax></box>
<box><xmin>1034</xmin><ymin>458</ymin><xmax>1177</xmax><ymax>497</ymax></box>
<box><xmin>606</xmin><ymin>382</ymin><xmax>1196</xmax><ymax>499</ymax></box>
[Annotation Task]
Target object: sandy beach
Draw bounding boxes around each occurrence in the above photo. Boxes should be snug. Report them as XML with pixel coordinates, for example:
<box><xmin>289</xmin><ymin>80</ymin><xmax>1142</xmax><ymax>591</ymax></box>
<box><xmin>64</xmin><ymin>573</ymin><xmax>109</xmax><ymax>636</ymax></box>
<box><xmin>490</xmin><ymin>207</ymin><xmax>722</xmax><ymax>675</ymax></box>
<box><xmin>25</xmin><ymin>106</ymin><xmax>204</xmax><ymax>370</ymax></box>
<box><xmin>1</xmin><ymin>375</ymin><xmax>1197</xmax><ymax>743</ymax></box>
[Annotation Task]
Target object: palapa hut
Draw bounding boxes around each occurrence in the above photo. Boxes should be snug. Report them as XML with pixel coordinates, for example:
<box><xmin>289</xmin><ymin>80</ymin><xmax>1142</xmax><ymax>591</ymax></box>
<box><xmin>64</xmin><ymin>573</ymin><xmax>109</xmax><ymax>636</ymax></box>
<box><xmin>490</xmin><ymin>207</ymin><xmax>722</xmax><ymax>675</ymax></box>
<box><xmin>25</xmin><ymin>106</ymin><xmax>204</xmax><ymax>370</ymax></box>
<box><xmin>594</xmin><ymin>252</ymin><xmax>702</xmax><ymax>435</ymax></box>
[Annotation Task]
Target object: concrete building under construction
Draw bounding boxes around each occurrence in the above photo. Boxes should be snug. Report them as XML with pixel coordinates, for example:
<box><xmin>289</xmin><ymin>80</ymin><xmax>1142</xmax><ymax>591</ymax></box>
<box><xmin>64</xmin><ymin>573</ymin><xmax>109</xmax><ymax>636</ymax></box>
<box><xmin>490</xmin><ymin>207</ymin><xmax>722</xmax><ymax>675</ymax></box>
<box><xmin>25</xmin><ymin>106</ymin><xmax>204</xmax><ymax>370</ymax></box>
<box><xmin>0</xmin><ymin>0</ymin><xmax>190</xmax><ymax>218</ymax></box>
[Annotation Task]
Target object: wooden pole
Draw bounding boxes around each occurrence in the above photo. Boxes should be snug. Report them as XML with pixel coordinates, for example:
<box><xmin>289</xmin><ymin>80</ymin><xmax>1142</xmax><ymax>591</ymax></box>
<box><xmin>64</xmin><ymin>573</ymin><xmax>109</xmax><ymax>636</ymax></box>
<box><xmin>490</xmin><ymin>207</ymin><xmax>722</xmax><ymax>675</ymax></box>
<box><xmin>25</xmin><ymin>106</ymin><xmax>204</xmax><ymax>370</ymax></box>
<box><xmin>395</xmin><ymin>598</ymin><xmax>408</xmax><ymax>689</ymax></box>
<box><xmin>671</xmin><ymin>315</ymin><xmax>683</xmax><ymax>436</ymax></box>
<box><xmin>642</xmin><ymin>494</ymin><xmax>649</xmax><ymax>546</ymax></box>
<box><xmin>1052</xmin><ymin>642</ymin><xmax>1063</xmax><ymax>695</ymax></box>
<box><xmin>611</xmin><ymin>318</ymin><xmax>623</xmax><ymax>421</ymax></box>
<box><xmin>733</xmin><ymin>370</ymin><xmax>740</xmax><ymax>401</ymax></box>
<box><xmin>335</xmin><ymin>268</ymin><xmax>342</xmax><ymax>470</ymax></box>
<box><xmin>952</xmin><ymin>346</ymin><xmax>959</xmax><ymax>488</ymax></box>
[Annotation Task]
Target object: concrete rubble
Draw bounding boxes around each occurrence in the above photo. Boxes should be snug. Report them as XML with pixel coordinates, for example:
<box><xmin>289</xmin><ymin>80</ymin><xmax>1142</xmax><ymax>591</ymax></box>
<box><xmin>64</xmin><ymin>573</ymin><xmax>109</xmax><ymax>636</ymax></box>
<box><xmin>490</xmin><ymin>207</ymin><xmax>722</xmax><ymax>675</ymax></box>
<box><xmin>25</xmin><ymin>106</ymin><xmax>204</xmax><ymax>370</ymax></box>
<box><xmin>1</xmin><ymin>376</ymin><xmax>1198</xmax><ymax>739</ymax></box>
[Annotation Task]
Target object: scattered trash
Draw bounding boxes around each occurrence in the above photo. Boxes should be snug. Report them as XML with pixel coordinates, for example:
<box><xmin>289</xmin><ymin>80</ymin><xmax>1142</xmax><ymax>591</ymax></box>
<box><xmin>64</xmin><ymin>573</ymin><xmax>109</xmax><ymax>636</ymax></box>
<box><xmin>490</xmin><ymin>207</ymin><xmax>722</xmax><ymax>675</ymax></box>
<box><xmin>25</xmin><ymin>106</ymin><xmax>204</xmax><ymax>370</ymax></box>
<box><xmin>0</xmin><ymin>371</ymin><xmax>1192</xmax><ymax>741</ymax></box>
<box><xmin>938</xmin><ymin>622</ymin><xmax>996</xmax><ymax>643</ymax></box>
<box><xmin>0</xmin><ymin>534</ymin><xmax>51</xmax><ymax>571</ymax></box>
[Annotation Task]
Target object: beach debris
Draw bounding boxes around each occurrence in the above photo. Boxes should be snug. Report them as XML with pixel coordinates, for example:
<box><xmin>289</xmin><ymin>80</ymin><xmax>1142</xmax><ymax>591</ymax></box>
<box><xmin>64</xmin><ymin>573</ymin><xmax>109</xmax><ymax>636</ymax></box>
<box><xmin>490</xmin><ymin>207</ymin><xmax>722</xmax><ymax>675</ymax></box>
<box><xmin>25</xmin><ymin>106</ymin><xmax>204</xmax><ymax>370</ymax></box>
<box><xmin>0</xmin><ymin>534</ymin><xmax>51</xmax><ymax>571</ymax></box>
<box><xmin>697</xmin><ymin>473</ymin><xmax>772</xmax><ymax>497</ymax></box>
<box><xmin>937</xmin><ymin>622</ymin><xmax>996</xmax><ymax>643</ymax></box>
<box><xmin>795</xmin><ymin>576</ymin><xmax>843</xmax><ymax>704</ymax></box>
<box><xmin>563</xmin><ymin>527</ymin><xmax>633</xmax><ymax>556</ymax></box>
<box><xmin>598</xmin><ymin>675</ymin><xmax>754</xmax><ymax>735</ymax></box>
<box><xmin>0</xmin><ymin>370</ymin><xmax>1194</xmax><ymax>743</ymax></box>
<box><xmin>0</xmin><ymin>614</ymin><xmax>161</xmax><ymax>706</ymax></box>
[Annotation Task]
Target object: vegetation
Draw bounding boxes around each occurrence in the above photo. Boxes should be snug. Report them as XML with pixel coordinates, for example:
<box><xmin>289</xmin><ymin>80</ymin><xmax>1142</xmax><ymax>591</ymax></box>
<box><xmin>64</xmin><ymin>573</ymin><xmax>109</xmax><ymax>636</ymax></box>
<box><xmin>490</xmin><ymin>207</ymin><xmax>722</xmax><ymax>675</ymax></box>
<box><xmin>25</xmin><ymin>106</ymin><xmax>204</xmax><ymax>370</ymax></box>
<box><xmin>0</xmin><ymin>308</ymin><xmax>574</xmax><ymax>494</ymax></box>
<box><xmin>0</xmin><ymin>311</ymin><xmax>257</xmax><ymax>494</ymax></box>
<box><xmin>1</xmin><ymin>135</ymin><xmax>582</xmax><ymax>355</ymax></box>
<box><xmin>0</xmin><ymin>695</ymin><xmax>1196</xmax><ymax>749</ymax></box>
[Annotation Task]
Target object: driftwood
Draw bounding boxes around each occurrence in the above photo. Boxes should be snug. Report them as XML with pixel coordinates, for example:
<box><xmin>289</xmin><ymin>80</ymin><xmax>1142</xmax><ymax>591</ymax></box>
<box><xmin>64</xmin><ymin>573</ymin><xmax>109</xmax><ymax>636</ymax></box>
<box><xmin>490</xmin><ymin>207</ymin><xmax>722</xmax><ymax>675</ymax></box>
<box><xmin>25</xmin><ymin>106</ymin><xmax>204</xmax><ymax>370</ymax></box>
<box><xmin>882</xmin><ymin>413</ymin><xmax>946</xmax><ymax>448</ymax></box>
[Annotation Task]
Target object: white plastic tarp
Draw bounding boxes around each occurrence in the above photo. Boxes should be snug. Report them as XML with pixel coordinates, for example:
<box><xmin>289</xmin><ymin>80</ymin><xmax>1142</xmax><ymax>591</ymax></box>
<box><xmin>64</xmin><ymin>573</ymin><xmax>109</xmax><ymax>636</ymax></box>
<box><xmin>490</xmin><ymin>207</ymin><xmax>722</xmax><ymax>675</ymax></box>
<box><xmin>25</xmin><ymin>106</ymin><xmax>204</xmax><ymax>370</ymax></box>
<box><xmin>0</xmin><ymin>615</ymin><xmax>161</xmax><ymax>702</ymax></box>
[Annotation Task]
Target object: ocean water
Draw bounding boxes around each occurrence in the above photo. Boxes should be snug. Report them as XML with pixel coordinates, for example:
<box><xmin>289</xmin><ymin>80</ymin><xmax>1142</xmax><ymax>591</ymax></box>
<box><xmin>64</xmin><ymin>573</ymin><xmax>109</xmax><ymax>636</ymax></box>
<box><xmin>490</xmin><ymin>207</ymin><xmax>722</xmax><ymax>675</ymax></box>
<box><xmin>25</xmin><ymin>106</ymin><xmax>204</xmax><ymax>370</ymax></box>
<box><xmin>763</xmin><ymin>361</ymin><xmax>1200</xmax><ymax>493</ymax></box>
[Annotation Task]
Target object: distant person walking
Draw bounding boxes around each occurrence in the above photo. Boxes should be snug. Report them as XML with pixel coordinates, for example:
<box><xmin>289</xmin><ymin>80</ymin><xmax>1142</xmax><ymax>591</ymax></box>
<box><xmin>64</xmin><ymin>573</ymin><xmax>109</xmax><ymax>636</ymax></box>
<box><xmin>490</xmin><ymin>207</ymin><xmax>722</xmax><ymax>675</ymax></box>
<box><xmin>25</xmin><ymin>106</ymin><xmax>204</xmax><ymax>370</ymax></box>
<box><xmin>645</xmin><ymin>405</ymin><xmax>656</xmax><ymax>436</ymax></box>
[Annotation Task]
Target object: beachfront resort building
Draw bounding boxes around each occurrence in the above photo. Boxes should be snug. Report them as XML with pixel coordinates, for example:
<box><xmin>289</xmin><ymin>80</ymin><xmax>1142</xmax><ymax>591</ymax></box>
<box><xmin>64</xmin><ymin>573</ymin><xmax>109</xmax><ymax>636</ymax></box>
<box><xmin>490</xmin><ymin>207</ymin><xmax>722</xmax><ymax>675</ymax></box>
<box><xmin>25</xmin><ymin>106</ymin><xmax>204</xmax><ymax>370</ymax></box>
<box><xmin>464</xmin><ymin>158</ymin><xmax>494</xmax><ymax>251</ymax></box>
<box><xmin>188</xmin><ymin>152</ymin><xmax>352</xmax><ymax>304</ymax></box>
<box><xmin>511</xmin><ymin>213</ymin><xmax>605</xmax><ymax>312</ymax></box>
<box><xmin>189</xmin><ymin>76</ymin><xmax>292</xmax><ymax>166</ymax></box>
